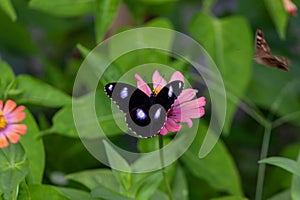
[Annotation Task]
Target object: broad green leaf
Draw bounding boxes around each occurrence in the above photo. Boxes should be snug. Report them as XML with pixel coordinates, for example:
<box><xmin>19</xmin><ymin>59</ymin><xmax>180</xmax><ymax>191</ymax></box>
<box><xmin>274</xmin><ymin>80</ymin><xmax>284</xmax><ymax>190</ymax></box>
<box><xmin>267</xmin><ymin>189</ymin><xmax>290</xmax><ymax>200</ymax></box>
<box><xmin>0</xmin><ymin>11</ymin><xmax>36</xmax><ymax>53</ymax></box>
<box><xmin>67</xmin><ymin>169</ymin><xmax>119</xmax><ymax>190</ymax></box>
<box><xmin>48</xmin><ymin>92</ymin><xmax>123</xmax><ymax>138</ymax></box>
<box><xmin>15</xmin><ymin>75</ymin><xmax>71</xmax><ymax>107</ymax></box>
<box><xmin>181</xmin><ymin>125</ymin><xmax>243</xmax><ymax>195</ymax></box>
<box><xmin>95</xmin><ymin>0</ymin><xmax>121</xmax><ymax>43</ymax></box>
<box><xmin>0</xmin><ymin>0</ymin><xmax>16</xmax><ymax>21</ymax></box>
<box><xmin>259</xmin><ymin>157</ymin><xmax>300</xmax><ymax>177</ymax></box>
<box><xmin>172</xmin><ymin>166</ymin><xmax>188</xmax><ymax>200</ymax></box>
<box><xmin>264</xmin><ymin>0</ymin><xmax>288</xmax><ymax>39</ymax></box>
<box><xmin>0</xmin><ymin>144</ymin><xmax>29</xmax><ymax>197</ymax></box>
<box><xmin>129</xmin><ymin>172</ymin><xmax>163</xmax><ymax>200</ymax></box>
<box><xmin>17</xmin><ymin>181</ymin><xmax>31</xmax><ymax>200</ymax></box>
<box><xmin>291</xmin><ymin>151</ymin><xmax>300</xmax><ymax>199</ymax></box>
<box><xmin>91</xmin><ymin>186</ymin><xmax>134</xmax><ymax>200</ymax></box>
<box><xmin>150</xmin><ymin>190</ymin><xmax>168</xmax><ymax>200</ymax></box>
<box><xmin>28</xmin><ymin>185</ymin><xmax>69</xmax><ymax>200</ymax></box>
<box><xmin>54</xmin><ymin>187</ymin><xmax>90</xmax><ymax>200</ymax></box>
<box><xmin>0</xmin><ymin>60</ymin><xmax>15</xmax><ymax>97</ymax></box>
<box><xmin>29</xmin><ymin>0</ymin><xmax>94</xmax><ymax>17</ymax></box>
<box><xmin>103</xmin><ymin>140</ymin><xmax>132</xmax><ymax>192</ymax></box>
<box><xmin>189</xmin><ymin>13</ymin><xmax>252</xmax><ymax>134</ymax></box>
<box><xmin>20</xmin><ymin>109</ymin><xmax>45</xmax><ymax>184</ymax></box>
<box><xmin>211</xmin><ymin>196</ymin><xmax>248</xmax><ymax>200</ymax></box>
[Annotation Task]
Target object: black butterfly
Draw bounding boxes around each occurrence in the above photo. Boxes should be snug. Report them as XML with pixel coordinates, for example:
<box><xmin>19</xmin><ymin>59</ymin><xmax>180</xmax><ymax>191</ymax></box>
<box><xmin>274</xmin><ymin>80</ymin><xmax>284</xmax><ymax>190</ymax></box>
<box><xmin>104</xmin><ymin>81</ymin><xmax>184</xmax><ymax>138</ymax></box>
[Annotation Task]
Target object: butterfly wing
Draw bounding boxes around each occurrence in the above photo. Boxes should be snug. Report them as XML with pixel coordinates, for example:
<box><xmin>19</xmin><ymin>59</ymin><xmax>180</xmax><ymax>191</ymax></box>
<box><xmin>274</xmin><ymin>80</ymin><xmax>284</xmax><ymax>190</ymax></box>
<box><xmin>155</xmin><ymin>80</ymin><xmax>184</xmax><ymax>111</ymax></box>
<box><xmin>255</xmin><ymin>28</ymin><xmax>271</xmax><ymax>55</ymax></box>
<box><xmin>104</xmin><ymin>82</ymin><xmax>138</xmax><ymax>113</ymax></box>
<box><xmin>254</xmin><ymin>28</ymin><xmax>290</xmax><ymax>71</ymax></box>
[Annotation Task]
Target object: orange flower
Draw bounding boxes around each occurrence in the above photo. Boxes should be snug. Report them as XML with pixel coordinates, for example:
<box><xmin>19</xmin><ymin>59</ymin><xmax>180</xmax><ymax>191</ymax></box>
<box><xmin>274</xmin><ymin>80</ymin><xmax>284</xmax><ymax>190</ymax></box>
<box><xmin>0</xmin><ymin>100</ymin><xmax>27</xmax><ymax>148</ymax></box>
<box><xmin>283</xmin><ymin>0</ymin><xmax>297</xmax><ymax>16</ymax></box>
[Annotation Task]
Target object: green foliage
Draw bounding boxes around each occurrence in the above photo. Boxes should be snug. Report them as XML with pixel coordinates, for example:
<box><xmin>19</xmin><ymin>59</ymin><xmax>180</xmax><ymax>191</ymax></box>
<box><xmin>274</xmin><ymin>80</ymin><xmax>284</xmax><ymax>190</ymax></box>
<box><xmin>0</xmin><ymin>0</ymin><xmax>299</xmax><ymax>199</ymax></box>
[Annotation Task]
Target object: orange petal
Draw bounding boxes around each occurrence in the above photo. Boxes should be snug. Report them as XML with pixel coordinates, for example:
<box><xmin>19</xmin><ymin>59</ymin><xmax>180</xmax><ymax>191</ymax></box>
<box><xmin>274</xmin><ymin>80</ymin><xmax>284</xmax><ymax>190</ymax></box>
<box><xmin>3</xmin><ymin>100</ymin><xmax>17</xmax><ymax>114</ymax></box>
<box><xmin>7</xmin><ymin>132</ymin><xmax>20</xmax><ymax>143</ymax></box>
<box><xmin>0</xmin><ymin>100</ymin><xmax>3</xmax><ymax>110</ymax></box>
<box><xmin>0</xmin><ymin>135</ymin><xmax>9</xmax><ymax>148</ymax></box>
<box><xmin>9</xmin><ymin>124</ymin><xmax>27</xmax><ymax>135</ymax></box>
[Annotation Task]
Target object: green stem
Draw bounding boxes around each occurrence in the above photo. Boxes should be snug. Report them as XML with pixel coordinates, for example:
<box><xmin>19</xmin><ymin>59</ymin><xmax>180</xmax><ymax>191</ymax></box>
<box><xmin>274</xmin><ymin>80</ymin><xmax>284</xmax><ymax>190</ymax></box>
<box><xmin>159</xmin><ymin>135</ymin><xmax>173</xmax><ymax>200</ymax></box>
<box><xmin>255</xmin><ymin>122</ymin><xmax>272</xmax><ymax>200</ymax></box>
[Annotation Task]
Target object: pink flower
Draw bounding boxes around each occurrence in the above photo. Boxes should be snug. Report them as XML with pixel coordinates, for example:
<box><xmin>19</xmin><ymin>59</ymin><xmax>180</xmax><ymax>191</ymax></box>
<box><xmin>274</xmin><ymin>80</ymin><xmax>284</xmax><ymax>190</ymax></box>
<box><xmin>283</xmin><ymin>0</ymin><xmax>297</xmax><ymax>16</ymax></box>
<box><xmin>135</xmin><ymin>70</ymin><xmax>206</xmax><ymax>135</ymax></box>
<box><xmin>0</xmin><ymin>100</ymin><xmax>27</xmax><ymax>148</ymax></box>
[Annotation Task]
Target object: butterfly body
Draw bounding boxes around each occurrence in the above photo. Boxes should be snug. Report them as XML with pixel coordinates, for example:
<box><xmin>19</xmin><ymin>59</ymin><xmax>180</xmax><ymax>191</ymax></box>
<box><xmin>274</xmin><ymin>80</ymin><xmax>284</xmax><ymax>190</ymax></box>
<box><xmin>104</xmin><ymin>81</ymin><xmax>184</xmax><ymax>138</ymax></box>
<box><xmin>254</xmin><ymin>28</ymin><xmax>290</xmax><ymax>71</ymax></box>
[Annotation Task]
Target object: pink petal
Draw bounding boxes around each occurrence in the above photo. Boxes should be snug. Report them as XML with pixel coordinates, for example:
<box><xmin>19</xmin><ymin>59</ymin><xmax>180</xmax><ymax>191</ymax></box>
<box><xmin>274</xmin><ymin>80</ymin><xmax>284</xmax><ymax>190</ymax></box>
<box><xmin>3</xmin><ymin>100</ymin><xmax>17</xmax><ymax>114</ymax></box>
<box><xmin>169</xmin><ymin>71</ymin><xmax>184</xmax><ymax>83</ymax></box>
<box><xmin>152</xmin><ymin>70</ymin><xmax>167</xmax><ymax>89</ymax></box>
<box><xmin>6</xmin><ymin>106</ymin><xmax>26</xmax><ymax>123</ymax></box>
<box><xmin>174</xmin><ymin>89</ymin><xmax>198</xmax><ymax>105</ymax></box>
<box><xmin>283</xmin><ymin>0</ymin><xmax>297</xmax><ymax>16</ymax></box>
<box><xmin>135</xmin><ymin>74</ymin><xmax>152</xmax><ymax>96</ymax></box>
<box><xmin>165</xmin><ymin>118</ymin><xmax>182</xmax><ymax>132</ymax></box>
<box><xmin>0</xmin><ymin>100</ymin><xmax>3</xmax><ymax>111</ymax></box>
<box><xmin>159</xmin><ymin>126</ymin><xmax>168</xmax><ymax>135</ymax></box>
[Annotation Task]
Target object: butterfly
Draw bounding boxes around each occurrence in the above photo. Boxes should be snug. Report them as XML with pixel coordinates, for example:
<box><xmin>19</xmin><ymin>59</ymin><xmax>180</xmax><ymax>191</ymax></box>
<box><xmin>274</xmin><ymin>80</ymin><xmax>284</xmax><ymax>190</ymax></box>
<box><xmin>104</xmin><ymin>81</ymin><xmax>184</xmax><ymax>138</ymax></box>
<box><xmin>253</xmin><ymin>28</ymin><xmax>291</xmax><ymax>71</ymax></box>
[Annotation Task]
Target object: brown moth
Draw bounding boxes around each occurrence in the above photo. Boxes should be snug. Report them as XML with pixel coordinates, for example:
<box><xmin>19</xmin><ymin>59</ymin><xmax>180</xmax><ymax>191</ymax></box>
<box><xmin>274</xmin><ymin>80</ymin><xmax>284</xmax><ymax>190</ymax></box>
<box><xmin>253</xmin><ymin>28</ymin><xmax>290</xmax><ymax>71</ymax></box>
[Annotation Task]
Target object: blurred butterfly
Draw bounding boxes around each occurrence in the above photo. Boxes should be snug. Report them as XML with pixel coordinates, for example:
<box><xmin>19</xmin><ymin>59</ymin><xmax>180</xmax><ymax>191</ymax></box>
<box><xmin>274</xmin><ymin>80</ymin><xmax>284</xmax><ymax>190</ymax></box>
<box><xmin>253</xmin><ymin>28</ymin><xmax>290</xmax><ymax>71</ymax></box>
<box><xmin>104</xmin><ymin>81</ymin><xmax>184</xmax><ymax>138</ymax></box>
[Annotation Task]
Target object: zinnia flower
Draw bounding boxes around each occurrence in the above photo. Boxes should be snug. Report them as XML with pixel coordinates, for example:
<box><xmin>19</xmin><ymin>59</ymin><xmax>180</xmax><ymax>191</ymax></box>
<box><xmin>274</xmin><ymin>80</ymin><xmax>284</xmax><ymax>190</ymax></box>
<box><xmin>283</xmin><ymin>0</ymin><xmax>297</xmax><ymax>16</ymax></box>
<box><xmin>0</xmin><ymin>100</ymin><xmax>27</xmax><ymax>148</ymax></box>
<box><xmin>135</xmin><ymin>70</ymin><xmax>206</xmax><ymax>135</ymax></box>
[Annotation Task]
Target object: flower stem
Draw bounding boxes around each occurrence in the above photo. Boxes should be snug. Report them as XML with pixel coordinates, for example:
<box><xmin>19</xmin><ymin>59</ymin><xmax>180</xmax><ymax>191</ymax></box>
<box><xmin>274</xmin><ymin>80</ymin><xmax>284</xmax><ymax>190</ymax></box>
<box><xmin>255</xmin><ymin>122</ymin><xmax>272</xmax><ymax>200</ymax></box>
<box><xmin>159</xmin><ymin>135</ymin><xmax>173</xmax><ymax>200</ymax></box>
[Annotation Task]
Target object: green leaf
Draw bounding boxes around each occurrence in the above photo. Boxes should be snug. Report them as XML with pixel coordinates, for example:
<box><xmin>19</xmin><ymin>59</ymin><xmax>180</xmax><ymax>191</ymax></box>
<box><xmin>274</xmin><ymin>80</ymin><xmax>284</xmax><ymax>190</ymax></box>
<box><xmin>150</xmin><ymin>190</ymin><xmax>168</xmax><ymax>200</ymax></box>
<box><xmin>172</xmin><ymin>166</ymin><xmax>188</xmax><ymax>200</ymax></box>
<box><xmin>267</xmin><ymin>190</ymin><xmax>290</xmax><ymax>200</ymax></box>
<box><xmin>54</xmin><ymin>187</ymin><xmax>90</xmax><ymax>200</ymax></box>
<box><xmin>0</xmin><ymin>0</ymin><xmax>16</xmax><ymax>21</ymax></box>
<box><xmin>189</xmin><ymin>13</ymin><xmax>252</xmax><ymax>134</ymax></box>
<box><xmin>291</xmin><ymin>151</ymin><xmax>300</xmax><ymax>199</ymax></box>
<box><xmin>129</xmin><ymin>172</ymin><xmax>163</xmax><ymax>200</ymax></box>
<box><xmin>210</xmin><ymin>196</ymin><xmax>248</xmax><ymax>200</ymax></box>
<box><xmin>91</xmin><ymin>186</ymin><xmax>134</xmax><ymax>200</ymax></box>
<box><xmin>67</xmin><ymin>169</ymin><xmax>119</xmax><ymax>190</ymax></box>
<box><xmin>0</xmin><ymin>60</ymin><xmax>15</xmax><ymax>97</ymax></box>
<box><xmin>0</xmin><ymin>144</ymin><xmax>29</xmax><ymax>197</ymax></box>
<box><xmin>263</xmin><ymin>0</ymin><xmax>288</xmax><ymax>39</ymax></box>
<box><xmin>15</xmin><ymin>75</ymin><xmax>71</xmax><ymax>107</ymax></box>
<box><xmin>17</xmin><ymin>181</ymin><xmax>31</xmax><ymax>200</ymax></box>
<box><xmin>181</xmin><ymin>125</ymin><xmax>243</xmax><ymax>195</ymax></box>
<box><xmin>95</xmin><ymin>0</ymin><xmax>121</xmax><ymax>43</ymax></box>
<box><xmin>138</xmin><ymin>0</ymin><xmax>178</xmax><ymax>4</ymax></box>
<box><xmin>48</xmin><ymin>92</ymin><xmax>123</xmax><ymax>138</ymax></box>
<box><xmin>20</xmin><ymin>109</ymin><xmax>45</xmax><ymax>184</ymax></box>
<box><xmin>28</xmin><ymin>185</ymin><xmax>69</xmax><ymax>200</ymax></box>
<box><xmin>29</xmin><ymin>0</ymin><xmax>94</xmax><ymax>17</ymax></box>
<box><xmin>259</xmin><ymin>157</ymin><xmax>300</xmax><ymax>177</ymax></box>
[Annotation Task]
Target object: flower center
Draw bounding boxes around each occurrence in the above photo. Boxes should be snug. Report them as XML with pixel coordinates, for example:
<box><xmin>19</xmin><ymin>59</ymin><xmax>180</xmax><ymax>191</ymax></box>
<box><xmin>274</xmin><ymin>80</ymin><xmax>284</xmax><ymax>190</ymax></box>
<box><xmin>0</xmin><ymin>111</ymin><xmax>7</xmax><ymax>130</ymax></box>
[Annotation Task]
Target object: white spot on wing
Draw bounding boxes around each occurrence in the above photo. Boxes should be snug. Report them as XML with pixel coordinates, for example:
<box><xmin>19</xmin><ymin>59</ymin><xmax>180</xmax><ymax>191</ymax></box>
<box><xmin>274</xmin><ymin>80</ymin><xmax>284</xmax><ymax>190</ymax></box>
<box><xmin>136</xmin><ymin>108</ymin><xmax>146</xmax><ymax>120</ymax></box>
<box><xmin>168</xmin><ymin>86</ymin><xmax>173</xmax><ymax>97</ymax></box>
<box><xmin>120</xmin><ymin>87</ymin><xmax>128</xmax><ymax>99</ymax></box>
<box><xmin>154</xmin><ymin>108</ymin><xmax>162</xmax><ymax>119</ymax></box>
<box><xmin>108</xmin><ymin>84</ymin><xmax>113</xmax><ymax>91</ymax></box>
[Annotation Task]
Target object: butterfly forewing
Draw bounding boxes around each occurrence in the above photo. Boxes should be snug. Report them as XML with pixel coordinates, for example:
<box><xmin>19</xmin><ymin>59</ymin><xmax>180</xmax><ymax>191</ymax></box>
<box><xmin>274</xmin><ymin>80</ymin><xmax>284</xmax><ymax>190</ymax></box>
<box><xmin>254</xmin><ymin>28</ymin><xmax>290</xmax><ymax>71</ymax></box>
<box><xmin>155</xmin><ymin>81</ymin><xmax>184</xmax><ymax>111</ymax></box>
